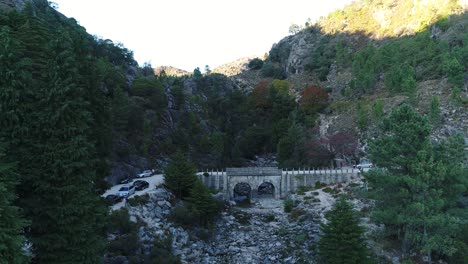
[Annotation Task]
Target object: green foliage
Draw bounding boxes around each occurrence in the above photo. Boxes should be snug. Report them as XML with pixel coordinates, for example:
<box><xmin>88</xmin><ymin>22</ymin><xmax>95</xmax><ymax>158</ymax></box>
<box><xmin>0</xmin><ymin>145</ymin><xmax>27</xmax><ymax>264</ymax></box>
<box><xmin>441</xmin><ymin>53</ymin><xmax>464</xmax><ymax>86</ymax></box>
<box><xmin>193</xmin><ymin>67</ymin><xmax>202</xmax><ymax>79</ymax></box>
<box><xmin>248</xmin><ymin>57</ymin><xmax>264</xmax><ymax>70</ymax></box>
<box><xmin>367</xmin><ymin>105</ymin><xmax>467</xmax><ymax>259</ymax></box>
<box><xmin>315</xmin><ymin>181</ymin><xmax>327</xmax><ymax>189</ymax></box>
<box><xmin>107</xmin><ymin>209</ymin><xmax>143</xmax><ymax>258</ymax></box>
<box><xmin>371</xmin><ymin>99</ymin><xmax>384</xmax><ymax>124</ymax></box>
<box><xmin>350</xmin><ymin>44</ymin><xmax>380</xmax><ymax>94</ymax></box>
<box><xmin>108</xmin><ymin>208</ymin><xmax>135</xmax><ymax>234</ymax></box>
<box><xmin>268</xmin><ymin>41</ymin><xmax>291</xmax><ymax>64</ymax></box>
<box><xmin>168</xmin><ymin>205</ymin><xmax>200</xmax><ymax>227</ymax></box>
<box><xmin>186</xmin><ymin>179</ymin><xmax>221</xmax><ymax>226</ymax></box>
<box><xmin>284</xmin><ymin>199</ymin><xmax>294</xmax><ymax>213</ymax></box>
<box><xmin>385</xmin><ymin>63</ymin><xmax>416</xmax><ymax>94</ymax></box>
<box><xmin>297</xmin><ymin>186</ymin><xmax>313</xmax><ymax>195</ymax></box>
<box><xmin>318</xmin><ymin>197</ymin><xmax>373</xmax><ymax>264</ymax></box>
<box><xmin>131</xmin><ymin>77</ymin><xmax>166</xmax><ymax>112</ymax></box>
<box><xmin>356</xmin><ymin>102</ymin><xmax>368</xmax><ymax>130</ymax></box>
<box><xmin>261</xmin><ymin>61</ymin><xmax>286</xmax><ymax>79</ymax></box>
<box><xmin>163</xmin><ymin>153</ymin><xmax>197</xmax><ymax>199</ymax></box>
<box><xmin>169</xmin><ymin>179</ymin><xmax>221</xmax><ymax>228</ymax></box>
<box><xmin>127</xmin><ymin>194</ymin><xmax>150</xmax><ymax>207</ymax></box>
<box><xmin>294</xmin><ymin>234</ymin><xmax>308</xmax><ymax>244</ymax></box>
<box><xmin>148</xmin><ymin>235</ymin><xmax>181</xmax><ymax>264</ymax></box>
<box><xmin>290</xmin><ymin>208</ymin><xmax>306</xmax><ymax>221</ymax></box>
<box><xmin>264</xmin><ymin>214</ymin><xmax>276</xmax><ymax>222</ymax></box>
<box><xmin>429</xmin><ymin>96</ymin><xmax>441</xmax><ymax>126</ymax></box>
<box><xmin>335</xmin><ymin>39</ymin><xmax>352</xmax><ymax>67</ymax></box>
<box><xmin>277</xmin><ymin>124</ymin><xmax>307</xmax><ymax>167</ymax></box>
<box><xmin>305</xmin><ymin>36</ymin><xmax>336</xmax><ymax>80</ymax></box>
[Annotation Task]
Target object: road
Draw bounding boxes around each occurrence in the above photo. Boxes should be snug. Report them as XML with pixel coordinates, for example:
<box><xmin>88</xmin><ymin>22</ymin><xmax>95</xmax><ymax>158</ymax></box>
<box><xmin>101</xmin><ymin>174</ymin><xmax>165</xmax><ymax>210</ymax></box>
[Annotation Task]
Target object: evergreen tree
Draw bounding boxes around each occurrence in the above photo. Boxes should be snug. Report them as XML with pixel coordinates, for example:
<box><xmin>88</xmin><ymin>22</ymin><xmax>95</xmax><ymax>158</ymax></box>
<box><xmin>356</xmin><ymin>103</ymin><xmax>368</xmax><ymax>130</ymax></box>
<box><xmin>429</xmin><ymin>96</ymin><xmax>441</xmax><ymax>126</ymax></box>
<box><xmin>367</xmin><ymin>105</ymin><xmax>467</xmax><ymax>260</ymax></box>
<box><xmin>26</xmin><ymin>28</ymin><xmax>107</xmax><ymax>264</ymax></box>
<box><xmin>164</xmin><ymin>153</ymin><xmax>198</xmax><ymax>199</ymax></box>
<box><xmin>187</xmin><ymin>180</ymin><xmax>220</xmax><ymax>226</ymax></box>
<box><xmin>0</xmin><ymin>144</ymin><xmax>28</xmax><ymax>264</ymax></box>
<box><xmin>318</xmin><ymin>197</ymin><xmax>372</xmax><ymax>264</ymax></box>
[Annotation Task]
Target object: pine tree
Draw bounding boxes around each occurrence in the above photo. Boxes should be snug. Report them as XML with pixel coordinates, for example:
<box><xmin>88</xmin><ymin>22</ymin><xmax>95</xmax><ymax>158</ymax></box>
<box><xmin>164</xmin><ymin>152</ymin><xmax>198</xmax><ymax>199</ymax></box>
<box><xmin>367</xmin><ymin>105</ymin><xmax>467</xmax><ymax>260</ymax></box>
<box><xmin>26</xmin><ymin>27</ymin><xmax>107</xmax><ymax>264</ymax></box>
<box><xmin>429</xmin><ymin>96</ymin><xmax>441</xmax><ymax>126</ymax></box>
<box><xmin>318</xmin><ymin>197</ymin><xmax>372</xmax><ymax>264</ymax></box>
<box><xmin>0</xmin><ymin>144</ymin><xmax>28</xmax><ymax>264</ymax></box>
<box><xmin>187</xmin><ymin>180</ymin><xmax>220</xmax><ymax>226</ymax></box>
<box><xmin>0</xmin><ymin>20</ymin><xmax>31</xmax><ymax>264</ymax></box>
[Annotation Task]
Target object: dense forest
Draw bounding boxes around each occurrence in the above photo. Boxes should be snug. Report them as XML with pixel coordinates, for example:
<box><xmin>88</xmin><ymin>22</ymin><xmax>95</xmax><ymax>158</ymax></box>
<box><xmin>0</xmin><ymin>0</ymin><xmax>466</xmax><ymax>263</ymax></box>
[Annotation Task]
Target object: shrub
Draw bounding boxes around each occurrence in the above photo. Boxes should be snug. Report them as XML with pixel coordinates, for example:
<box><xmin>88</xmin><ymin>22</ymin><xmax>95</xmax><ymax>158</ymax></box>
<box><xmin>108</xmin><ymin>232</ymin><xmax>141</xmax><ymax>257</ymax></box>
<box><xmin>284</xmin><ymin>199</ymin><xmax>294</xmax><ymax>213</ymax></box>
<box><xmin>232</xmin><ymin>210</ymin><xmax>251</xmax><ymax>225</ymax></box>
<box><xmin>297</xmin><ymin>186</ymin><xmax>312</xmax><ymax>195</ymax></box>
<box><xmin>261</xmin><ymin>61</ymin><xmax>286</xmax><ymax>79</ymax></box>
<box><xmin>290</xmin><ymin>208</ymin><xmax>307</xmax><ymax>221</ymax></box>
<box><xmin>194</xmin><ymin>228</ymin><xmax>213</xmax><ymax>242</ymax></box>
<box><xmin>276</xmin><ymin>227</ymin><xmax>288</xmax><ymax>237</ymax></box>
<box><xmin>322</xmin><ymin>187</ymin><xmax>333</xmax><ymax>193</ymax></box>
<box><xmin>149</xmin><ymin>235</ymin><xmax>181</xmax><ymax>263</ymax></box>
<box><xmin>127</xmin><ymin>194</ymin><xmax>150</xmax><ymax>206</ymax></box>
<box><xmin>108</xmin><ymin>208</ymin><xmax>135</xmax><ymax>235</ymax></box>
<box><xmin>168</xmin><ymin>205</ymin><xmax>200</xmax><ymax>228</ymax></box>
<box><xmin>295</xmin><ymin>234</ymin><xmax>308</xmax><ymax>244</ymax></box>
<box><xmin>315</xmin><ymin>181</ymin><xmax>327</xmax><ymax>189</ymax></box>
<box><xmin>264</xmin><ymin>214</ymin><xmax>276</xmax><ymax>222</ymax></box>
<box><xmin>203</xmin><ymin>172</ymin><xmax>209</xmax><ymax>177</ymax></box>
<box><xmin>248</xmin><ymin>58</ymin><xmax>264</xmax><ymax>70</ymax></box>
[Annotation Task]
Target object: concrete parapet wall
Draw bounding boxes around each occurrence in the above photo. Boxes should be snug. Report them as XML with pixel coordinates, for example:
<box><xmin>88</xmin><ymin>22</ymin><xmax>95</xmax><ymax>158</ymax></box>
<box><xmin>199</xmin><ymin>167</ymin><xmax>360</xmax><ymax>199</ymax></box>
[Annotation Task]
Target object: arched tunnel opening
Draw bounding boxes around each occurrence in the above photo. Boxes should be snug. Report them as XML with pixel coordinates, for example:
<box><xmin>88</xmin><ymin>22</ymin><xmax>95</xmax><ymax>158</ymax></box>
<box><xmin>257</xmin><ymin>182</ymin><xmax>275</xmax><ymax>198</ymax></box>
<box><xmin>233</xmin><ymin>182</ymin><xmax>251</xmax><ymax>205</ymax></box>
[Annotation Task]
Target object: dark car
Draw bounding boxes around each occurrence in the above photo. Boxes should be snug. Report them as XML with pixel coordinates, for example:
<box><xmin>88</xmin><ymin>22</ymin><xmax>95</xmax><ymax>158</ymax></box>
<box><xmin>105</xmin><ymin>194</ymin><xmax>123</xmax><ymax>205</ymax></box>
<box><xmin>120</xmin><ymin>178</ymin><xmax>132</xmax><ymax>184</ymax></box>
<box><xmin>133</xmin><ymin>180</ymin><xmax>149</xmax><ymax>191</ymax></box>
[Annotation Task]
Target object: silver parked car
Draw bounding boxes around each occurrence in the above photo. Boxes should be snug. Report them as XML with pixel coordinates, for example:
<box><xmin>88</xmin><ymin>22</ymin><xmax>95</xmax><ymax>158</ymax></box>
<box><xmin>136</xmin><ymin>170</ymin><xmax>152</xmax><ymax>178</ymax></box>
<box><xmin>118</xmin><ymin>185</ymin><xmax>135</xmax><ymax>197</ymax></box>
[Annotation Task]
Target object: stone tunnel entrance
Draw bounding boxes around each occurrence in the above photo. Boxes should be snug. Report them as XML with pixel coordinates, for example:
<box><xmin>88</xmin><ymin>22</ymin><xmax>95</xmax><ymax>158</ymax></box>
<box><xmin>233</xmin><ymin>182</ymin><xmax>251</xmax><ymax>204</ymax></box>
<box><xmin>226</xmin><ymin>167</ymin><xmax>282</xmax><ymax>200</ymax></box>
<box><xmin>257</xmin><ymin>182</ymin><xmax>275</xmax><ymax>198</ymax></box>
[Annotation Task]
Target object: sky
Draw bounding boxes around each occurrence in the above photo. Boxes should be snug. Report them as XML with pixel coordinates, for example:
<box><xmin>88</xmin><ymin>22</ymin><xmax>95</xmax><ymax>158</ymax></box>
<box><xmin>53</xmin><ymin>0</ymin><xmax>354</xmax><ymax>72</ymax></box>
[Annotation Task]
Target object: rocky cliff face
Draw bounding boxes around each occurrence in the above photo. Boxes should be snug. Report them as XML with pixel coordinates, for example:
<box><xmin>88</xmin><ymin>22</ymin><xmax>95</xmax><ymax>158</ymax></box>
<box><xmin>231</xmin><ymin>0</ymin><xmax>467</xmax><ymax>148</ymax></box>
<box><xmin>0</xmin><ymin>0</ymin><xmax>27</xmax><ymax>10</ymax></box>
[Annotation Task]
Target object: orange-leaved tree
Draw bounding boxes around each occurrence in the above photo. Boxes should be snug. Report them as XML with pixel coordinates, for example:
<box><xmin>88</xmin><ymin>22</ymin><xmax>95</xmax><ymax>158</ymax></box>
<box><xmin>299</xmin><ymin>84</ymin><xmax>328</xmax><ymax>114</ymax></box>
<box><xmin>250</xmin><ymin>80</ymin><xmax>271</xmax><ymax>109</ymax></box>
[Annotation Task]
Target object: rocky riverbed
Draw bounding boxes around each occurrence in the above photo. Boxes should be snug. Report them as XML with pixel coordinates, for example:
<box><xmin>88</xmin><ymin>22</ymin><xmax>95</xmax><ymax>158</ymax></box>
<box><xmin>108</xmin><ymin>178</ymin><xmax>372</xmax><ymax>264</ymax></box>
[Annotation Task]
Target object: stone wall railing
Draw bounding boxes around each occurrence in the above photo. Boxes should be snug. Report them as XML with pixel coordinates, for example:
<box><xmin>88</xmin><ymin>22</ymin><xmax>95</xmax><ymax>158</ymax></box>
<box><xmin>281</xmin><ymin>168</ymin><xmax>360</xmax><ymax>192</ymax></box>
<box><xmin>197</xmin><ymin>167</ymin><xmax>361</xmax><ymax>197</ymax></box>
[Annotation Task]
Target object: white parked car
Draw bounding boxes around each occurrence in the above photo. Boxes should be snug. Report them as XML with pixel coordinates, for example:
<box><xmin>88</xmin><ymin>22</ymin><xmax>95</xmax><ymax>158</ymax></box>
<box><xmin>136</xmin><ymin>170</ymin><xmax>152</xmax><ymax>178</ymax></box>
<box><xmin>356</xmin><ymin>161</ymin><xmax>373</xmax><ymax>170</ymax></box>
<box><xmin>118</xmin><ymin>185</ymin><xmax>135</xmax><ymax>197</ymax></box>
